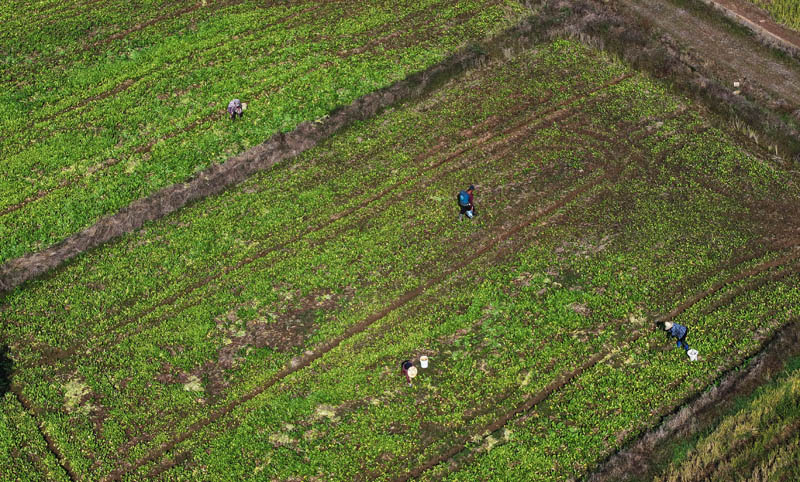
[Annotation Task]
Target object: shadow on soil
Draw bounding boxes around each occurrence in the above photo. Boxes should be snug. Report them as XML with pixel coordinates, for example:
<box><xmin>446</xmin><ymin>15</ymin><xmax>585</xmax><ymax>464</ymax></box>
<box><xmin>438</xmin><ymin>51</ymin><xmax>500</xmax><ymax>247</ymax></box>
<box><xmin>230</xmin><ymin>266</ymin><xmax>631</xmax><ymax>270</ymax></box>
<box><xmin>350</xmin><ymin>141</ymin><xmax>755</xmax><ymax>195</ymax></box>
<box><xmin>0</xmin><ymin>344</ymin><xmax>12</xmax><ymax>397</ymax></box>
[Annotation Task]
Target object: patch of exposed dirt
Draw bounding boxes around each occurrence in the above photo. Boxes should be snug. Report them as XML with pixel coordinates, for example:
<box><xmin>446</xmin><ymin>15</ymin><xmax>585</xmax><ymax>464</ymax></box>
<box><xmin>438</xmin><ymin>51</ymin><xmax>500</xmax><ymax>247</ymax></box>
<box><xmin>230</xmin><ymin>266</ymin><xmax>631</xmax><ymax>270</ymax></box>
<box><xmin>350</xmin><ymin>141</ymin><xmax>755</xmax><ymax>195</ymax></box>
<box><xmin>155</xmin><ymin>288</ymin><xmax>352</xmax><ymax>398</ymax></box>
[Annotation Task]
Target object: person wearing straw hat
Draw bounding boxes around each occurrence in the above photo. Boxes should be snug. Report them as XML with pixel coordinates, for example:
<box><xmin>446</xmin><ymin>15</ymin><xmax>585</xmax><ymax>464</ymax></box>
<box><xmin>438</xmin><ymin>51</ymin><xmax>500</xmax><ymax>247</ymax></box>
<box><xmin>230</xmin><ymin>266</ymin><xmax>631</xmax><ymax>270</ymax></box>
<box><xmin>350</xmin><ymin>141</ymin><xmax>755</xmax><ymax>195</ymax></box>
<box><xmin>658</xmin><ymin>321</ymin><xmax>692</xmax><ymax>354</ymax></box>
<box><xmin>400</xmin><ymin>360</ymin><xmax>417</xmax><ymax>386</ymax></box>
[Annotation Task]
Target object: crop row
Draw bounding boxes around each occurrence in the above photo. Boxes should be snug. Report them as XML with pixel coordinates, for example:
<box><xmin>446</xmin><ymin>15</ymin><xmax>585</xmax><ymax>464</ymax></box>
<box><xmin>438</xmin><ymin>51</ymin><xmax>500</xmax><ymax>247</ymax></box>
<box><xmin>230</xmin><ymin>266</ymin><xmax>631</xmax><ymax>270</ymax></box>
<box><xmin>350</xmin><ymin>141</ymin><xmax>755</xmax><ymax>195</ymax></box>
<box><xmin>0</xmin><ymin>0</ymin><xmax>525</xmax><ymax>264</ymax></box>
<box><xmin>0</xmin><ymin>392</ymin><xmax>69</xmax><ymax>481</ymax></box>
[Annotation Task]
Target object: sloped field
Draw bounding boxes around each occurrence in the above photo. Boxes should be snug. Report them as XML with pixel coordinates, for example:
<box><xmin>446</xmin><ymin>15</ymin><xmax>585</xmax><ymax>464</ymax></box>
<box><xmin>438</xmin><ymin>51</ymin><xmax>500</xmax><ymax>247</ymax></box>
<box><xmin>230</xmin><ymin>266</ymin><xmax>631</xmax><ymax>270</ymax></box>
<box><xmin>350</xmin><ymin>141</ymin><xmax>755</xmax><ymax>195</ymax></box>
<box><xmin>2</xmin><ymin>39</ymin><xmax>800</xmax><ymax>480</ymax></box>
<box><xmin>0</xmin><ymin>0</ymin><xmax>524</xmax><ymax>264</ymax></box>
<box><xmin>653</xmin><ymin>358</ymin><xmax>800</xmax><ymax>482</ymax></box>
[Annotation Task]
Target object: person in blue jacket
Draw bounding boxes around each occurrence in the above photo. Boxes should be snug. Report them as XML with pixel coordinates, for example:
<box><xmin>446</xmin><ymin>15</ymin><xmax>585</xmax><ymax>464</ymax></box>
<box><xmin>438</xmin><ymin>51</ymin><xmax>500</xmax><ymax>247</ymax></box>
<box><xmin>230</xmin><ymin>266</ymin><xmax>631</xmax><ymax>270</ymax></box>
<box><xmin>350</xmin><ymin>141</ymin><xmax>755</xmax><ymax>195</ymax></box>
<box><xmin>457</xmin><ymin>185</ymin><xmax>475</xmax><ymax>221</ymax></box>
<box><xmin>660</xmin><ymin>321</ymin><xmax>690</xmax><ymax>352</ymax></box>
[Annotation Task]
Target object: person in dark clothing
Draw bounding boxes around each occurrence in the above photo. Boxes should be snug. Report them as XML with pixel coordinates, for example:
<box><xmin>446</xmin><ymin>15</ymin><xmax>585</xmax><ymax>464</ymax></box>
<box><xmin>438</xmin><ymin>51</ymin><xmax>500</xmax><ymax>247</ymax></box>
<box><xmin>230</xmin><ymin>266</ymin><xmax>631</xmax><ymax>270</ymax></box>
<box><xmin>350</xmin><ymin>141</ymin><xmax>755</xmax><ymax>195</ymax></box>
<box><xmin>659</xmin><ymin>321</ymin><xmax>690</xmax><ymax>352</ymax></box>
<box><xmin>400</xmin><ymin>360</ymin><xmax>417</xmax><ymax>386</ymax></box>
<box><xmin>227</xmin><ymin>98</ymin><xmax>243</xmax><ymax>120</ymax></box>
<box><xmin>457</xmin><ymin>185</ymin><xmax>476</xmax><ymax>221</ymax></box>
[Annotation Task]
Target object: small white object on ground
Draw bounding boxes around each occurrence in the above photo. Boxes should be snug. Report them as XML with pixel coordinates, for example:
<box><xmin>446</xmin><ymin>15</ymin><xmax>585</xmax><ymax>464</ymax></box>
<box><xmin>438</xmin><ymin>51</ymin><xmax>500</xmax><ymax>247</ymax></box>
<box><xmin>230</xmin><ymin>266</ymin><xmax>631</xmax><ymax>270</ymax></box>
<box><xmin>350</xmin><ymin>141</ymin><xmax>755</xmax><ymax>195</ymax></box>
<box><xmin>733</xmin><ymin>81</ymin><xmax>740</xmax><ymax>88</ymax></box>
<box><xmin>687</xmin><ymin>349</ymin><xmax>699</xmax><ymax>361</ymax></box>
<box><xmin>420</xmin><ymin>356</ymin><xmax>429</xmax><ymax>369</ymax></box>
<box><xmin>407</xmin><ymin>366</ymin><xmax>418</xmax><ymax>378</ymax></box>
<box><xmin>242</xmin><ymin>102</ymin><xmax>247</xmax><ymax>110</ymax></box>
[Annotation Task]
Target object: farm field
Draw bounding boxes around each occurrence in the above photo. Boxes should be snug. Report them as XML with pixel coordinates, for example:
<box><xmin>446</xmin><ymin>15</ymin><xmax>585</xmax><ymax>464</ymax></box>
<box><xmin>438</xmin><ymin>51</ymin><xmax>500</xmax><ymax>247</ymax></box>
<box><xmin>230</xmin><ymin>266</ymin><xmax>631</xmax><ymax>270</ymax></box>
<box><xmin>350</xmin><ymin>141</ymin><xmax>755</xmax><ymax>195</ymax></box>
<box><xmin>653</xmin><ymin>357</ymin><xmax>800</xmax><ymax>482</ymax></box>
<box><xmin>2</xmin><ymin>36</ymin><xmax>800</xmax><ymax>482</ymax></box>
<box><xmin>0</xmin><ymin>0</ymin><xmax>524</xmax><ymax>265</ymax></box>
<box><xmin>744</xmin><ymin>0</ymin><xmax>800</xmax><ymax>31</ymax></box>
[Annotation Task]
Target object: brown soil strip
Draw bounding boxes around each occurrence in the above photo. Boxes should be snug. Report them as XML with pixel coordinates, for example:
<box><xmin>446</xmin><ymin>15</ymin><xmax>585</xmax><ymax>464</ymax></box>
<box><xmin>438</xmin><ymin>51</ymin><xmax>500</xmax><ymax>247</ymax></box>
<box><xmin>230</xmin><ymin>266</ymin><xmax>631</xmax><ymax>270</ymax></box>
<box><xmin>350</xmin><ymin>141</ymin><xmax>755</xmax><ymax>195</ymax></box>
<box><xmin>588</xmin><ymin>318</ymin><xmax>800</xmax><ymax>482</ymax></box>
<box><xmin>102</xmin><ymin>166</ymin><xmax>610</xmax><ymax>481</ymax></box>
<box><xmin>10</xmin><ymin>385</ymin><xmax>78</xmax><ymax>482</ymax></box>
<box><xmin>701</xmin><ymin>0</ymin><xmax>800</xmax><ymax>59</ymax></box>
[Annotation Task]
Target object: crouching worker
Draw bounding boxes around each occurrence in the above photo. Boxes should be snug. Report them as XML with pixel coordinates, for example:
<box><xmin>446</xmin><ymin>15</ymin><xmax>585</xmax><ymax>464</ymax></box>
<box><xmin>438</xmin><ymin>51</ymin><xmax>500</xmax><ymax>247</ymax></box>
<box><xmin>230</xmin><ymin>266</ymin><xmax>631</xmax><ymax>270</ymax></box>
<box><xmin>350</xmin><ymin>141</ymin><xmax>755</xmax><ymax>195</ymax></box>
<box><xmin>400</xmin><ymin>360</ymin><xmax>417</xmax><ymax>387</ymax></box>
<box><xmin>457</xmin><ymin>185</ymin><xmax>476</xmax><ymax>221</ymax></box>
<box><xmin>658</xmin><ymin>321</ymin><xmax>691</xmax><ymax>352</ymax></box>
<box><xmin>227</xmin><ymin>98</ymin><xmax>243</xmax><ymax>120</ymax></box>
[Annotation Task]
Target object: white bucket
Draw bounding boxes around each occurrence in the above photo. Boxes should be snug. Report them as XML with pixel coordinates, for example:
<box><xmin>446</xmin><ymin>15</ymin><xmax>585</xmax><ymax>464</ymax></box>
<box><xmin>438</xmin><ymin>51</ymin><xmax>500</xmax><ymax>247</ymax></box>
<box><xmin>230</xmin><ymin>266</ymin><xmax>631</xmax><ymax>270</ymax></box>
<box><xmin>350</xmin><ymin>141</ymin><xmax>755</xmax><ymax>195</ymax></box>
<box><xmin>687</xmin><ymin>349</ymin><xmax>698</xmax><ymax>361</ymax></box>
<box><xmin>420</xmin><ymin>356</ymin><xmax>429</xmax><ymax>369</ymax></box>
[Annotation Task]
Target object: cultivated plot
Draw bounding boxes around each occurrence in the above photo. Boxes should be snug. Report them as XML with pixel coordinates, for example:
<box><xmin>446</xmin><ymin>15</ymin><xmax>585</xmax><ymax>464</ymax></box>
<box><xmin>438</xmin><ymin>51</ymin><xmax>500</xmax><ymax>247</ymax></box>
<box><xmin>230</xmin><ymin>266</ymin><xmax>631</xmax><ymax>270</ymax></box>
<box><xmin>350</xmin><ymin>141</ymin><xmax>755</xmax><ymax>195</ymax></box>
<box><xmin>2</xmin><ymin>40</ymin><xmax>799</xmax><ymax>480</ymax></box>
<box><xmin>0</xmin><ymin>0</ymin><xmax>524</xmax><ymax>264</ymax></box>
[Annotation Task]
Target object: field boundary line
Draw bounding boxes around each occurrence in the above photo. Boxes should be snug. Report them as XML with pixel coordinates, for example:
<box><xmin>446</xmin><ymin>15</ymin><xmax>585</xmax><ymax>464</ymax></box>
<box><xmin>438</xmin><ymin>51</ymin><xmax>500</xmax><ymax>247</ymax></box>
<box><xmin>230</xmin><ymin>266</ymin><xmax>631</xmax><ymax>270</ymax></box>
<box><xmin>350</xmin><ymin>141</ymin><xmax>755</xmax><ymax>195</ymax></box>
<box><xmin>21</xmin><ymin>73</ymin><xmax>630</xmax><ymax>372</ymax></box>
<box><xmin>102</xmin><ymin>166</ymin><xmax>612</xmax><ymax>481</ymax></box>
<box><xmin>9</xmin><ymin>385</ymin><xmax>78</xmax><ymax>482</ymax></box>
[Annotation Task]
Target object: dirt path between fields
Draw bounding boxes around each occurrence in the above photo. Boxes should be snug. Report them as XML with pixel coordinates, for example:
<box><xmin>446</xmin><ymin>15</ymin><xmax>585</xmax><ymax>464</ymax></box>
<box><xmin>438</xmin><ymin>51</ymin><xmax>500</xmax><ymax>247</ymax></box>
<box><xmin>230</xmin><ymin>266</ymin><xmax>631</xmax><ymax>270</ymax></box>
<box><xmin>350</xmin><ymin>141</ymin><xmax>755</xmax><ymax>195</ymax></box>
<box><xmin>613</xmin><ymin>0</ymin><xmax>800</xmax><ymax>115</ymax></box>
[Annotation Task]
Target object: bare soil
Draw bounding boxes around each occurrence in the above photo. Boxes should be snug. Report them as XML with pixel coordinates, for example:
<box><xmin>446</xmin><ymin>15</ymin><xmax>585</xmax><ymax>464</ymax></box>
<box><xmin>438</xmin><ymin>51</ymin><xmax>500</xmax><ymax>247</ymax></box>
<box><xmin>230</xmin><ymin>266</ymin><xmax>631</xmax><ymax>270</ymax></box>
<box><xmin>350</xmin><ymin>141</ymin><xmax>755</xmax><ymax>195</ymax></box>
<box><xmin>614</xmin><ymin>0</ymin><xmax>800</xmax><ymax>122</ymax></box>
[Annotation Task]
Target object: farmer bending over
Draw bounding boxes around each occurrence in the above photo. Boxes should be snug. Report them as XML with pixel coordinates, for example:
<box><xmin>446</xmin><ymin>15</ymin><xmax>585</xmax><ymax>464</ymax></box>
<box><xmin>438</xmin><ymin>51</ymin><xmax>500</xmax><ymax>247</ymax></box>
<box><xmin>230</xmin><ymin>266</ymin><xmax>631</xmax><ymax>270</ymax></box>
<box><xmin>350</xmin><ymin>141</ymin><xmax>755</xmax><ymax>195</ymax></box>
<box><xmin>400</xmin><ymin>360</ymin><xmax>417</xmax><ymax>387</ymax></box>
<box><xmin>457</xmin><ymin>184</ymin><xmax>476</xmax><ymax>221</ymax></box>
<box><xmin>659</xmin><ymin>321</ymin><xmax>691</xmax><ymax>352</ymax></box>
<box><xmin>227</xmin><ymin>98</ymin><xmax>243</xmax><ymax>120</ymax></box>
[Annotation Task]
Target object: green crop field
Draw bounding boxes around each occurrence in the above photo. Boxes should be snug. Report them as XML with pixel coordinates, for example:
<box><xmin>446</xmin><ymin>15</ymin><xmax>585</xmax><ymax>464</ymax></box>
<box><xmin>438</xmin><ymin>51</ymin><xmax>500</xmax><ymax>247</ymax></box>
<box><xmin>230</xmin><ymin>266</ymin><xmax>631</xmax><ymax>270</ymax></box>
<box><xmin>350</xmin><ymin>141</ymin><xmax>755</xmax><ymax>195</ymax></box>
<box><xmin>0</xmin><ymin>0</ymin><xmax>524</xmax><ymax>265</ymax></box>
<box><xmin>654</xmin><ymin>358</ymin><xmax>800</xmax><ymax>481</ymax></box>
<box><xmin>2</xmin><ymin>37</ymin><xmax>799</xmax><ymax>480</ymax></box>
<box><xmin>746</xmin><ymin>0</ymin><xmax>800</xmax><ymax>32</ymax></box>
